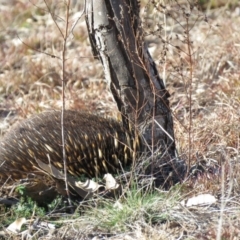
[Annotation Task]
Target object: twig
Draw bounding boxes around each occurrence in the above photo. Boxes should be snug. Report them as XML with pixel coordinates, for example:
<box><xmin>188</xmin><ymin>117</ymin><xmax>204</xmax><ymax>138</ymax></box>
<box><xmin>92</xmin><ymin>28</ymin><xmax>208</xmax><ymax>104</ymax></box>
<box><xmin>61</xmin><ymin>0</ymin><xmax>72</xmax><ymax>207</ymax></box>
<box><xmin>184</xmin><ymin>10</ymin><xmax>193</xmax><ymax>173</ymax></box>
<box><xmin>70</xmin><ymin>0</ymin><xmax>87</xmax><ymax>36</ymax></box>
<box><xmin>43</xmin><ymin>0</ymin><xmax>64</xmax><ymax>38</ymax></box>
<box><xmin>43</xmin><ymin>0</ymin><xmax>72</xmax><ymax>207</ymax></box>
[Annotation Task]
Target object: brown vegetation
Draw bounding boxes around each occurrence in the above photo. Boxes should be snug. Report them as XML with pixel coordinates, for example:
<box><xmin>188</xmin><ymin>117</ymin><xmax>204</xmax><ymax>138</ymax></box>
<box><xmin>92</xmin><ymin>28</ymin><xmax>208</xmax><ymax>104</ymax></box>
<box><xmin>0</xmin><ymin>0</ymin><xmax>239</xmax><ymax>239</ymax></box>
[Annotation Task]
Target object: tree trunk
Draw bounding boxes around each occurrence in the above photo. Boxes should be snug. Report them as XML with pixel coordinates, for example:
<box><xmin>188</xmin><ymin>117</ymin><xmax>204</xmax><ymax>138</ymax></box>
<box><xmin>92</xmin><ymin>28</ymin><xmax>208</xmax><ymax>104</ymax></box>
<box><xmin>85</xmin><ymin>0</ymin><xmax>186</xmax><ymax>184</ymax></box>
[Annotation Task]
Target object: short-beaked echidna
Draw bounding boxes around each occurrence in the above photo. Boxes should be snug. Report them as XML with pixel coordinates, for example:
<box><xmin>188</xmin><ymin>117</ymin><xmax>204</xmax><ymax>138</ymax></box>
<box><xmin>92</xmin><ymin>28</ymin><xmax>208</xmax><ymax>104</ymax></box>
<box><xmin>0</xmin><ymin>110</ymin><xmax>140</xmax><ymax>181</ymax></box>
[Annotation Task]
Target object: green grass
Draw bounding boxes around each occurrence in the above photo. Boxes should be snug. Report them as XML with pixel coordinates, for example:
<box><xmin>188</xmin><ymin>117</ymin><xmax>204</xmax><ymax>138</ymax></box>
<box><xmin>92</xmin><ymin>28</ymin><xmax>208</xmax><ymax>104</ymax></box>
<box><xmin>77</xmin><ymin>185</ymin><xmax>183</xmax><ymax>233</ymax></box>
<box><xmin>1</xmin><ymin>197</ymin><xmax>45</xmax><ymax>227</ymax></box>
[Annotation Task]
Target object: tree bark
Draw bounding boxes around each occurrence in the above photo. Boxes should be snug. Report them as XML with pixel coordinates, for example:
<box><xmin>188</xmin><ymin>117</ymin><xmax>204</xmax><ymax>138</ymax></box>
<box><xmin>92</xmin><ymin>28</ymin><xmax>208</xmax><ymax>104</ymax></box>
<box><xmin>85</xmin><ymin>0</ymin><xmax>186</xmax><ymax>184</ymax></box>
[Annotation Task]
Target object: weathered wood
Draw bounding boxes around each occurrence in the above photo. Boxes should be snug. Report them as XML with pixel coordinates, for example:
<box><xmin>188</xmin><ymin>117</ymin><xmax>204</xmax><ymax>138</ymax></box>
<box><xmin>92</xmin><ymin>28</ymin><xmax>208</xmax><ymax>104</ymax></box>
<box><xmin>85</xmin><ymin>0</ymin><xmax>185</xmax><ymax>182</ymax></box>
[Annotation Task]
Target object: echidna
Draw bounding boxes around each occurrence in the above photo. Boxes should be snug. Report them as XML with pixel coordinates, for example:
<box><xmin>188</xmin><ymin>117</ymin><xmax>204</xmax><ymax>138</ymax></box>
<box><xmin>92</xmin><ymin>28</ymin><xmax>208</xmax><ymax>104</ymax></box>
<box><xmin>0</xmin><ymin>110</ymin><xmax>140</xmax><ymax>182</ymax></box>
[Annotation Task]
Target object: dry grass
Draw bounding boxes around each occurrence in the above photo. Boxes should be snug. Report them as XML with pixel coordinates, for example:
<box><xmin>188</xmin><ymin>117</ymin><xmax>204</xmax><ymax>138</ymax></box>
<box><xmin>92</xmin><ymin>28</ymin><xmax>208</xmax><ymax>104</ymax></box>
<box><xmin>0</xmin><ymin>0</ymin><xmax>118</xmax><ymax>136</ymax></box>
<box><xmin>0</xmin><ymin>0</ymin><xmax>240</xmax><ymax>239</ymax></box>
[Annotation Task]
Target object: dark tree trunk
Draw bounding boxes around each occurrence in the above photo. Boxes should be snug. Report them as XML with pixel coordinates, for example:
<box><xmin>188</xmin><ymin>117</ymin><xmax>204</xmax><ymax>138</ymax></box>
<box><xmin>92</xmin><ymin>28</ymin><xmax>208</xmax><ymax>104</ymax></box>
<box><xmin>85</xmin><ymin>0</ymin><xmax>186</xmax><ymax>184</ymax></box>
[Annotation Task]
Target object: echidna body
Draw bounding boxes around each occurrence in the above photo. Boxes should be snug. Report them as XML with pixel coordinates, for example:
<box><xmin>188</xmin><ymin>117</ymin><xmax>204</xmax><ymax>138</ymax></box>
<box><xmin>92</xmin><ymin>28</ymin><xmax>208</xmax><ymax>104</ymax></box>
<box><xmin>0</xmin><ymin>110</ymin><xmax>139</xmax><ymax>181</ymax></box>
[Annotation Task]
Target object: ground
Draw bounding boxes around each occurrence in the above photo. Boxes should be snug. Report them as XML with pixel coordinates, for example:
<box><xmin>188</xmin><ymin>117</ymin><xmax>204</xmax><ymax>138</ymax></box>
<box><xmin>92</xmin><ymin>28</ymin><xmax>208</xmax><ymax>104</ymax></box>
<box><xmin>0</xmin><ymin>0</ymin><xmax>240</xmax><ymax>239</ymax></box>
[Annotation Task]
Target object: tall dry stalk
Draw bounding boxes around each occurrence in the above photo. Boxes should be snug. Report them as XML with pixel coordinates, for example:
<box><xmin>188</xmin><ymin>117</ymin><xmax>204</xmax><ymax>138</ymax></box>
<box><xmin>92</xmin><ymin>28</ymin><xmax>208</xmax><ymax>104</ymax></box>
<box><xmin>61</xmin><ymin>0</ymin><xmax>71</xmax><ymax>207</ymax></box>
<box><xmin>184</xmin><ymin>12</ymin><xmax>194</xmax><ymax>172</ymax></box>
<box><xmin>43</xmin><ymin>0</ymin><xmax>72</xmax><ymax>206</ymax></box>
